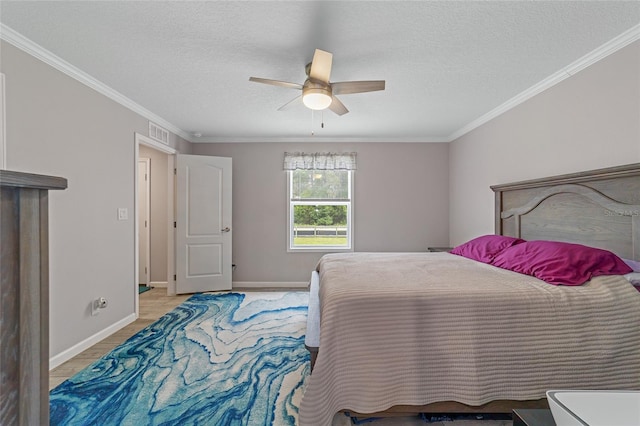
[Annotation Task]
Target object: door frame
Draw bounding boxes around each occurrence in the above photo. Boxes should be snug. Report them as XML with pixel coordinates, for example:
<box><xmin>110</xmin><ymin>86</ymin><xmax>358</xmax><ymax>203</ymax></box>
<box><xmin>134</xmin><ymin>132</ymin><xmax>177</xmax><ymax>317</ymax></box>
<box><xmin>0</xmin><ymin>73</ymin><xmax>6</xmax><ymax>169</ymax></box>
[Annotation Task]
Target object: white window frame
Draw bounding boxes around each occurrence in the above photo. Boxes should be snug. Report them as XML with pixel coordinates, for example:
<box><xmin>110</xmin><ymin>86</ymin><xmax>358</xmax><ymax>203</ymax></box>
<box><xmin>287</xmin><ymin>170</ymin><xmax>354</xmax><ymax>252</ymax></box>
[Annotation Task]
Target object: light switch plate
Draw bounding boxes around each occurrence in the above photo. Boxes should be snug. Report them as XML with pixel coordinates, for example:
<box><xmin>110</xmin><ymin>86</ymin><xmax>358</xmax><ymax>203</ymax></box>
<box><xmin>118</xmin><ymin>207</ymin><xmax>128</xmax><ymax>220</ymax></box>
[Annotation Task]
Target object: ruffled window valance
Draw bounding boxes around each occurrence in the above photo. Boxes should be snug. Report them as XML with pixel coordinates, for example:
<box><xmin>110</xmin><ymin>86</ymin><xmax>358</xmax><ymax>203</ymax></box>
<box><xmin>283</xmin><ymin>152</ymin><xmax>357</xmax><ymax>171</ymax></box>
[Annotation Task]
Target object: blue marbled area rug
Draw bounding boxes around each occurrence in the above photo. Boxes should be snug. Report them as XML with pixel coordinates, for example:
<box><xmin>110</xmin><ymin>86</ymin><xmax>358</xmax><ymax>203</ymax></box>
<box><xmin>50</xmin><ymin>292</ymin><xmax>310</xmax><ymax>426</ymax></box>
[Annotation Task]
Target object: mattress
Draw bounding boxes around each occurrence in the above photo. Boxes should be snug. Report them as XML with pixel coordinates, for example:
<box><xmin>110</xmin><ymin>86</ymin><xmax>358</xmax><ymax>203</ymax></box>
<box><xmin>299</xmin><ymin>252</ymin><xmax>640</xmax><ymax>426</ymax></box>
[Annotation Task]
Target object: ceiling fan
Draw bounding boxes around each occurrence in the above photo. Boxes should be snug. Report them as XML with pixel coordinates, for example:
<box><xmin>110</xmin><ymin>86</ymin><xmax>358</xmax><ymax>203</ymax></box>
<box><xmin>249</xmin><ymin>49</ymin><xmax>385</xmax><ymax>116</ymax></box>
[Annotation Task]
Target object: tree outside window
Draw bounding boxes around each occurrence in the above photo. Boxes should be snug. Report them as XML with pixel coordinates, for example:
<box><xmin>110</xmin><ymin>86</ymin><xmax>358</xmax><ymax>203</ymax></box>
<box><xmin>288</xmin><ymin>169</ymin><xmax>352</xmax><ymax>250</ymax></box>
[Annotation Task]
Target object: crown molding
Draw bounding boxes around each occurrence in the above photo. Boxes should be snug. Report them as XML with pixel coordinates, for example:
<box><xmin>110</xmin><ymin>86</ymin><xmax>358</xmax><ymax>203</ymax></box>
<box><xmin>192</xmin><ymin>135</ymin><xmax>450</xmax><ymax>143</ymax></box>
<box><xmin>2</xmin><ymin>22</ymin><xmax>637</xmax><ymax>145</ymax></box>
<box><xmin>448</xmin><ymin>23</ymin><xmax>640</xmax><ymax>142</ymax></box>
<box><xmin>0</xmin><ymin>23</ymin><xmax>194</xmax><ymax>142</ymax></box>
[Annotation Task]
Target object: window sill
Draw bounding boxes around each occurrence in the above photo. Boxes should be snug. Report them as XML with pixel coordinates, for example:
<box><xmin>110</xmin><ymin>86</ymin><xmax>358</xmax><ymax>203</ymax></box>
<box><xmin>287</xmin><ymin>246</ymin><xmax>354</xmax><ymax>253</ymax></box>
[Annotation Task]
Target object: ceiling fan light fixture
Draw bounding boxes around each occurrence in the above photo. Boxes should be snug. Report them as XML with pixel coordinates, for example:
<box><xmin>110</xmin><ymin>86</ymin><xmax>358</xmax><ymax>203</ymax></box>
<box><xmin>302</xmin><ymin>87</ymin><xmax>332</xmax><ymax>110</ymax></box>
<box><xmin>250</xmin><ymin>48</ymin><xmax>384</xmax><ymax>116</ymax></box>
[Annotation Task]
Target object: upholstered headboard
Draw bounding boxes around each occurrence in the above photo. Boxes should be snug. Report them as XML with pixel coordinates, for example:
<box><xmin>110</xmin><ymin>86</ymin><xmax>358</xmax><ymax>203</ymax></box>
<box><xmin>491</xmin><ymin>163</ymin><xmax>640</xmax><ymax>261</ymax></box>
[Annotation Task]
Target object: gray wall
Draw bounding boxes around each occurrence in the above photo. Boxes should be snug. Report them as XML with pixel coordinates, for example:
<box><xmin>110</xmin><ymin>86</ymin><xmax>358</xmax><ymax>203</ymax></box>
<box><xmin>192</xmin><ymin>142</ymin><xmax>450</xmax><ymax>283</ymax></box>
<box><xmin>1</xmin><ymin>41</ymin><xmax>191</xmax><ymax>360</ymax></box>
<box><xmin>449</xmin><ymin>40</ymin><xmax>640</xmax><ymax>246</ymax></box>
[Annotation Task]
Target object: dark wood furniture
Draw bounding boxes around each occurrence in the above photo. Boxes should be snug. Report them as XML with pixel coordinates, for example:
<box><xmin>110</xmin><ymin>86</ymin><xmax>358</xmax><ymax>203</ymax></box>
<box><xmin>426</xmin><ymin>246</ymin><xmax>453</xmax><ymax>252</ymax></box>
<box><xmin>512</xmin><ymin>409</ymin><xmax>557</xmax><ymax>426</ymax></box>
<box><xmin>0</xmin><ymin>170</ymin><xmax>67</xmax><ymax>425</ymax></box>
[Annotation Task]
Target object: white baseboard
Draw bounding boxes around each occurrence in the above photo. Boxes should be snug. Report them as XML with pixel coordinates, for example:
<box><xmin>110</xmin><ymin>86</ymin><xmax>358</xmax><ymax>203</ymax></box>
<box><xmin>49</xmin><ymin>313</ymin><xmax>137</xmax><ymax>370</ymax></box>
<box><xmin>232</xmin><ymin>281</ymin><xmax>308</xmax><ymax>289</ymax></box>
<box><xmin>149</xmin><ymin>281</ymin><xmax>168</xmax><ymax>288</ymax></box>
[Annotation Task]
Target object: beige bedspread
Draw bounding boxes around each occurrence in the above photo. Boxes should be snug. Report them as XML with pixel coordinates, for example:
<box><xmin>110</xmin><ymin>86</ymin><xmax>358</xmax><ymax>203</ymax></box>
<box><xmin>299</xmin><ymin>252</ymin><xmax>640</xmax><ymax>426</ymax></box>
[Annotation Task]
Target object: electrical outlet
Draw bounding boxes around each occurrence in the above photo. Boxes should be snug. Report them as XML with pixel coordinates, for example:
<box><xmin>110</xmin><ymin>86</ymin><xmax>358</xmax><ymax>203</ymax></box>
<box><xmin>91</xmin><ymin>297</ymin><xmax>108</xmax><ymax>316</ymax></box>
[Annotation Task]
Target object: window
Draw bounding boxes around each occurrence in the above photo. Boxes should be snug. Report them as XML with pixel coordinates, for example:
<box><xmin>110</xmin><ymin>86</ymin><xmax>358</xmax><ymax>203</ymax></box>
<box><xmin>285</xmin><ymin>152</ymin><xmax>355</xmax><ymax>252</ymax></box>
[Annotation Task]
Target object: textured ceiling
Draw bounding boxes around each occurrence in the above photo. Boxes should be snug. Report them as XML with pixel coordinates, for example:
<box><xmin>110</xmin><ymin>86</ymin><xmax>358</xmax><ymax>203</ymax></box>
<box><xmin>1</xmin><ymin>1</ymin><xmax>639</xmax><ymax>142</ymax></box>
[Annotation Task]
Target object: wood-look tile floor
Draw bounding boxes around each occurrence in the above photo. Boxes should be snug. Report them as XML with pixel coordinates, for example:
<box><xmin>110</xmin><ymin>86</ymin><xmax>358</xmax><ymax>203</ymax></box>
<box><xmin>49</xmin><ymin>287</ymin><xmax>190</xmax><ymax>390</ymax></box>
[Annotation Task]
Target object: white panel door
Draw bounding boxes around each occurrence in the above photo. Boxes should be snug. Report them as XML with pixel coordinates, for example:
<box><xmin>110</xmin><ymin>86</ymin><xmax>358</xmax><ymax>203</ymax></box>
<box><xmin>176</xmin><ymin>154</ymin><xmax>232</xmax><ymax>294</ymax></box>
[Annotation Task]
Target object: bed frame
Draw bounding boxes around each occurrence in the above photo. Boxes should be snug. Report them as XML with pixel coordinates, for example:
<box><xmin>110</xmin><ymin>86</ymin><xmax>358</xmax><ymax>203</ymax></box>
<box><xmin>306</xmin><ymin>162</ymin><xmax>640</xmax><ymax>418</ymax></box>
<box><xmin>492</xmin><ymin>163</ymin><xmax>640</xmax><ymax>262</ymax></box>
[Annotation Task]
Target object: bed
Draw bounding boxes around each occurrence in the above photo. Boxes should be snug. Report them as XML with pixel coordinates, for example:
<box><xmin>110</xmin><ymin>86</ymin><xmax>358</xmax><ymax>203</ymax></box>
<box><xmin>299</xmin><ymin>163</ymin><xmax>640</xmax><ymax>426</ymax></box>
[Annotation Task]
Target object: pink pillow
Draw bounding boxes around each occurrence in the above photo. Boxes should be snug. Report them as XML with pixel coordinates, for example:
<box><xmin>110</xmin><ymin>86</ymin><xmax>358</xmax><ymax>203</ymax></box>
<box><xmin>491</xmin><ymin>240</ymin><xmax>632</xmax><ymax>285</ymax></box>
<box><xmin>450</xmin><ymin>235</ymin><xmax>525</xmax><ymax>263</ymax></box>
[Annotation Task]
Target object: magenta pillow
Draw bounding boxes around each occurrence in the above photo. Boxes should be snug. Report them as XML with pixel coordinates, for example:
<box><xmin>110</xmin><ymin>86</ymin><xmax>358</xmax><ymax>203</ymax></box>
<box><xmin>491</xmin><ymin>240</ymin><xmax>633</xmax><ymax>285</ymax></box>
<box><xmin>450</xmin><ymin>235</ymin><xmax>525</xmax><ymax>263</ymax></box>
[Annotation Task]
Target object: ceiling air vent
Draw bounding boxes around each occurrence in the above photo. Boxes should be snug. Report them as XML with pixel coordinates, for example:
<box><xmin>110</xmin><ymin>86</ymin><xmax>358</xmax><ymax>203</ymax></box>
<box><xmin>149</xmin><ymin>122</ymin><xmax>169</xmax><ymax>145</ymax></box>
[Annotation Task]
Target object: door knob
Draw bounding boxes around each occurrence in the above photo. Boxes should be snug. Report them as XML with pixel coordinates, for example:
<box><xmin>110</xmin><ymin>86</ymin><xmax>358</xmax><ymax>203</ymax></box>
<box><xmin>221</xmin><ymin>227</ymin><xmax>231</xmax><ymax>233</ymax></box>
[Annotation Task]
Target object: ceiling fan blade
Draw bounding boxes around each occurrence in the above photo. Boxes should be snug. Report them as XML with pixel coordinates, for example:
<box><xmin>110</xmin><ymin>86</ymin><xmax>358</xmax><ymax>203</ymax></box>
<box><xmin>309</xmin><ymin>49</ymin><xmax>333</xmax><ymax>83</ymax></box>
<box><xmin>331</xmin><ymin>80</ymin><xmax>385</xmax><ymax>95</ymax></box>
<box><xmin>278</xmin><ymin>95</ymin><xmax>302</xmax><ymax>111</ymax></box>
<box><xmin>328</xmin><ymin>96</ymin><xmax>348</xmax><ymax>116</ymax></box>
<box><xmin>249</xmin><ymin>77</ymin><xmax>303</xmax><ymax>90</ymax></box>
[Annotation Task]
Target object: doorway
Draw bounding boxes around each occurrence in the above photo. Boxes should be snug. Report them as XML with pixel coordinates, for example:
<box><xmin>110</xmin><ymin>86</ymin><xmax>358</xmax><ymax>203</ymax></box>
<box><xmin>134</xmin><ymin>132</ymin><xmax>177</xmax><ymax>318</ymax></box>
<box><xmin>138</xmin><ymin>157</ymin><xmax>150</xmax><ymax>289</ymax></box>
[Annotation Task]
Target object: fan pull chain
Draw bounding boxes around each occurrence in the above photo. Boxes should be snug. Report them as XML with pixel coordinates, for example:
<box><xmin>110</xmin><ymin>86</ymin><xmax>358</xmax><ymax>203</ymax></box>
<box><xmin>309</xmin><ymin>110</ymin><xmax>326</xmax><ymax>135</ymax></box>
<box><xmin>311</xmin><ymin>110</ymin><xmax>315</xmax><ymax>136</ymax></box>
